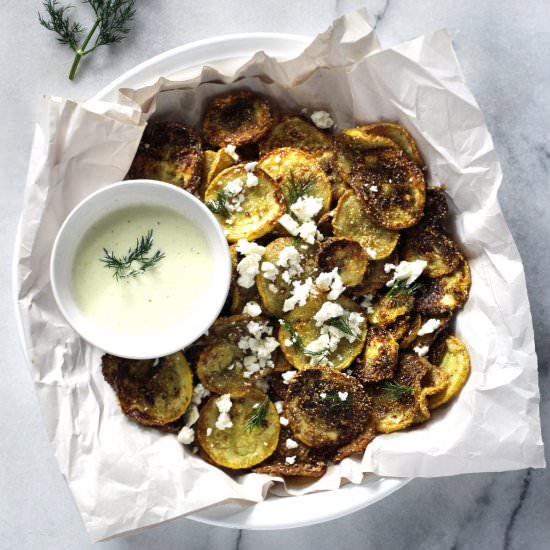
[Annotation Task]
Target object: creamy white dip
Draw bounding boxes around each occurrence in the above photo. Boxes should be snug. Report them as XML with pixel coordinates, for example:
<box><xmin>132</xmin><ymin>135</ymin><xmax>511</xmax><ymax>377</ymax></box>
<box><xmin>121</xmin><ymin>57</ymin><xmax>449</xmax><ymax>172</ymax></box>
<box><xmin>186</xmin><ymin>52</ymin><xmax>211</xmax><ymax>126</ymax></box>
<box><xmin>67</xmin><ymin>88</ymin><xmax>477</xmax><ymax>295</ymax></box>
<box><xmin>72</xmin><ymin>204</ymin><xmax>214</xmax><ymax>336</ymax></box>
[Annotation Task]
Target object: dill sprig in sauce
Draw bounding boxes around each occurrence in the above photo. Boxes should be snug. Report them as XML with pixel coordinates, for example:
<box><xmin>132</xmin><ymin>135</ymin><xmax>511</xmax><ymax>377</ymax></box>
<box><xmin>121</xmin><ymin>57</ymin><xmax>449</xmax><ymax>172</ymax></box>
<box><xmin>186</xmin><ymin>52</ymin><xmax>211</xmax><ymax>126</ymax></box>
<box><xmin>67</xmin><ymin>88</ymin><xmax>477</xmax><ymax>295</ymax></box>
<box><xmin>100</xmin><ymin>229</ymin><xmax>165</xmax><ymax>281</ymax></box>
<box><xmin>246</xmin><ymin>397</ymin><xmax>270</xmax><ymax>431</ymax></box>
<box><xmin>39</xmin><ymin>0</ymin><xmax>136</xmax><ymax>80</ymax></box>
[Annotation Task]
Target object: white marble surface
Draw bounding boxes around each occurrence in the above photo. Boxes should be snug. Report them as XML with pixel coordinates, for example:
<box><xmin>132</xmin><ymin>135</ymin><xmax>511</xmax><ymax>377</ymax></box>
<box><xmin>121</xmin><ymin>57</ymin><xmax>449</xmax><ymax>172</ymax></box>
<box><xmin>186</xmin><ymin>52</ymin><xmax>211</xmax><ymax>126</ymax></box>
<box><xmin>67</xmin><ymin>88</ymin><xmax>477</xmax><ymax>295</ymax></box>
<box><xmin>1</xmin><ymin>0</ymin><xmax>548</xmax><ymax>548</ymax></box>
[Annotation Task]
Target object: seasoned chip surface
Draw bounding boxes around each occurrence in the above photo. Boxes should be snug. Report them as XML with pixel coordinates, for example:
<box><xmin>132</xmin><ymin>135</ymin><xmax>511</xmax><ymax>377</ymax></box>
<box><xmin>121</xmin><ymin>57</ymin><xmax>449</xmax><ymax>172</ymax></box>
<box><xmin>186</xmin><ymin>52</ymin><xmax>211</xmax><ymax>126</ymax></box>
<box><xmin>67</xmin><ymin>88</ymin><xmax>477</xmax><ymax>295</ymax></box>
<box><xmin>285</xmin><ymin>367</ymin><xmax>371</xmax><ymax>448</ymax></box>
<box><xmin>202</xmin><ymin>90</ymin><xmax>272</xmax><ymax>147</ymax></box>
<box><xmin>356</xmin><ymin>327</ymin><xmax>399</xmax><ymax>383</ymax></box>
<box><xmin>317</xmin><ymin>237</ymin><xmax>368</xmax><ymax>287</ymax></box>
<box><xmin>196</xmin><ymin>388</ymin><xmax>280</xmax><ymax>469</ymax></box>
<box><xmin>102</xmin><ymin>352</ymin><xmax>193</xmax><ymax>426</ymax></box>
<box><xmin>127</xmin><ymin>121</ymin><xmax>203</xmax><ymax>195</ymax></box>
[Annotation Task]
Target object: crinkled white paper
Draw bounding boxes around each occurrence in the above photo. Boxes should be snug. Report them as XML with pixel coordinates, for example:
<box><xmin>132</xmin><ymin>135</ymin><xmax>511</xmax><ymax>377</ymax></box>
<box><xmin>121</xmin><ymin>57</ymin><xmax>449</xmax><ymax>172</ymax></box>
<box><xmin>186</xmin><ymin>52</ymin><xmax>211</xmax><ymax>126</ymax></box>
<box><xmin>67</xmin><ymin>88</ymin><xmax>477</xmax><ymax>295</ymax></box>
<box><xmin>16</xmin><ymin>8</ymin><xmax>544</xmax><ymax>543</ymax></box>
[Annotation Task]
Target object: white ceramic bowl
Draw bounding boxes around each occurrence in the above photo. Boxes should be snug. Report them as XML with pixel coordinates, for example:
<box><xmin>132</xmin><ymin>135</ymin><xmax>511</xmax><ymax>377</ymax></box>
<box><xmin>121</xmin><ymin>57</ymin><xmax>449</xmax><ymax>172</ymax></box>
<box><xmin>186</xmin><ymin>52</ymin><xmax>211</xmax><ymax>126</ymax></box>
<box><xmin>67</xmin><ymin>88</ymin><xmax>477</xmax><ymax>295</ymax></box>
<box><xmin>50</xmin><ymin>179</ymin><xmax>231</xmax><ymax>359</ymax></box>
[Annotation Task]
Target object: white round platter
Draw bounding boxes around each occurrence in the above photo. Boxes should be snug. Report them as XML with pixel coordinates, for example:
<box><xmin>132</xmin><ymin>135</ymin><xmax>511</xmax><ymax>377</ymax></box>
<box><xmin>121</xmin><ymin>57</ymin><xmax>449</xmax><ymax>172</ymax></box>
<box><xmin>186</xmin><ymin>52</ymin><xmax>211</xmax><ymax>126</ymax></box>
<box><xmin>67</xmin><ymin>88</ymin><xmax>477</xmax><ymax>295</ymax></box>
<box><xmin>12</xmin><ymin>32</ymin><xmax>410</xmax><ymax>531</ymax></box>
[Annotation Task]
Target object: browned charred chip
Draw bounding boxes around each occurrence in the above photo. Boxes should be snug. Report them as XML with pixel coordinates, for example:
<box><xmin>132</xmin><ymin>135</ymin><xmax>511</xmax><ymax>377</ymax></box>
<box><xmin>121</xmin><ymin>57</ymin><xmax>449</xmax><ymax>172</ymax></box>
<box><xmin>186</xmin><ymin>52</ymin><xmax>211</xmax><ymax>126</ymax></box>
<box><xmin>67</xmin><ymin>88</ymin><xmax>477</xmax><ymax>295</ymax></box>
<box><xmin>317</xmin><ymin>237</ymin><xmax>369</xmax><ymax>287</ymax></box>
<box><xmin>385</xmin><ymin>314</ymin><xmax>413</xmax><ymax>343</ymax></box>
<box><xmin>415</xmin><ymin>260</ymin><xmax>471</xmax><ymax>316</ymax></box>
<box><xmin>285</xmin><ymin>367</ymin><xmax>371</xmax><ymax>449</ymax></box>
<box><xmin>427</xmin><ymin>330</ymin><xmax>451</xmax><ymax>366</ymax></box>
<box><xmin>402</xmin><ymin>226</ymin><xmax>463</xmax><ymax>278</ymax></box>
<box><xmin>398</xmin><ymin>314</ymin><xmax>423</xmax><ymax>349</ymax></box>
<box><xmin>202</xmin><ymin>90</ymin><xmax>272</xmax><ymax>147</ymax></box>
<box><xmin>365</xmin><ymin>353</ymin><xmax>430</xmax><ymax>433</ymax></box>
<box><xmin>356</xmin><ymin>327</ymin><xmax>399</xmax><ymax>383</ymax></box>
<box><xmin>127</xmin><ymin>122</ymin><xmax>203</xmax><ymax>194</ymax></box>
<box><xmin>350</xmin><ymin>250</ymin><xmax>399</xmax><ymax>296</ymax></box>
<box><xmin>264</xmin><ymin>354</ymin><xmax>295</xmax><ymax>401</ymax></box>
<box><xmin>421</xmin><ymin>187</ymin><xmax>449</xmax><ymax>228</ymax></box>
<box><xmin>253</xmin><ymin>426</ymin><xmax>327</xmax><ymax>478</ymax></box>
<box><xmin>331</xmin><ymin>423</ymin><xmax>377</xmax><ymax>463</ymax></box>
<box><xmin>101</xmin><ymin>352</ymin><xmax>193</xmax><ymax>427</ymax></box>
<box><xmin>368</xmin><ymin>291</ymin><xmax>415</xmax><ymax>327</ymax></box>
<box><xmin>196</xmin><ymin>315</ymin><xmax>278</xmax><ymax>394</ymax></box>
<box><xmin>317</xmin><ymin>210</ymin><xmax>335</xmax><ymax>237</ymax></box>
<box><xmin>351</xmin><ymin>148</ymin><xmax>426</xmax><ymax>230</ymax></box>
<box><xmin>412</xmin><ymin>315</ymin><xmax>451</xmax><ymax>349</ymax></box>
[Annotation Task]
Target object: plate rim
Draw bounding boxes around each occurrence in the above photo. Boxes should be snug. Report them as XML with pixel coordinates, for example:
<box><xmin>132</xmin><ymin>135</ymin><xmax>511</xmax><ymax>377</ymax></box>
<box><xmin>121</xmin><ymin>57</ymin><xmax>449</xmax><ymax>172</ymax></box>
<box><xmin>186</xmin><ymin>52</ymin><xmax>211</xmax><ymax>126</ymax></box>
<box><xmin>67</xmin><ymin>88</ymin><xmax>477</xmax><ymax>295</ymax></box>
<box><xmin>12</xmin><ymin>31</ymin><xmax>410</xmax><ymax>532</ymax></box>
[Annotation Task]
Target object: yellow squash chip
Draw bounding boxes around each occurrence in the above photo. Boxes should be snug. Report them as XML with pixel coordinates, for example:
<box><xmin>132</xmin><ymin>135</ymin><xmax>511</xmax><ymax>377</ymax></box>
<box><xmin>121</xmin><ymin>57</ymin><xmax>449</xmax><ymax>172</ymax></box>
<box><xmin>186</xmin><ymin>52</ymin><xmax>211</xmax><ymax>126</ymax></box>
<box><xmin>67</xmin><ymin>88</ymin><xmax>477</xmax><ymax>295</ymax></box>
<box><xmin>127</xmin><ymin>122</ymin><xmax>203</xmax><ymax>195</ymax></box>
<box><xmin>259</xmin><ymin>147</ymin><xmax>332</xmax><ymax>217</ymax></box>
<box><xmin>278</xmin><ymin>295</ymin><xmax>367</xmax><ymax>372</ymax></box>
<box><xmin>331</xmin><ymin>424</ymin><xmax>377</xmax><ymax>463</ymax></box>
<box><xmin>350</xmin><ymin>250</ymin><xmax>399</xmax><ymax>296</ymax></box>
<box><xmin>202</xmin><ymin>90</ymin><xmax>272</xmax><ymax>147</ymax></box>
<box><xmin>196</xmin><ymin>389</ymin><xmax>280</xmax><ymax>469</ymax></box>
<box><xmin>205</xmin><ymin>163</ymin><xmax>284</xmax><ymax>242</ymax></box>
<box><xmin>356</xmin><ymin>327</ymin><xmax>399</xmax><ymax>383</ymax></box>
<box><xmin>368</xmin><ymin>290</ymin><xmax>415</xmax><ymax>327</ymax></box>
<box><xmin>428</xmin><ymin>335</ymin><xmax>471</xmax><ymax>409</ymax></box>
<box><xmin>201</xmin><ymin>148</ymin><xmax>236</xmax><ymax>197</ymax></box>
<box><xmin>333</xmin><ymin>190</ymin><xmax>400</xmax><ymax>260</ymax></box>
<box><xmin>101</xmin><ymin>352</ymin><xmax>193</xmax><ymax>427</ymax></box>
<box><xmin>351</xmin><ymin>148</ymin><xmax>426</xmax><ymax>230</ymax></box>
<box><xmin>285</xmin><ymin>366</ymin><xmax>371</xmax><ymax>448</ymax></box>
<box><xmin>317</xmin><ymin>237</ymin><xmax>369</xmax><ymax>287</ymax></box>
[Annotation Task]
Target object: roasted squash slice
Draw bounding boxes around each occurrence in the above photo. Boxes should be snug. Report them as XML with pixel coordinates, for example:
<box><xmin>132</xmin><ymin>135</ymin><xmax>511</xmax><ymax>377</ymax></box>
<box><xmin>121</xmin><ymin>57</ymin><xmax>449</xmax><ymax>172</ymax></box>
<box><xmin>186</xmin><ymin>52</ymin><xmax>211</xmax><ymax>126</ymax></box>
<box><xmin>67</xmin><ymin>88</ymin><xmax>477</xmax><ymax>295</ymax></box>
<box><xmin>350</xmin><ymin>250</ymin><xmax>399</xmax><ymax>296</ymax></box>
<box><xmin>368</xmin><ymin>290</ymin><xmax>415</xmax><ymax>327</ymax></box>
<box><xmin>420</xmin><ymin>187</ymin><xmax>449</xmax><ymax>229</ymax></box>
<box><xmin>402</xmin><ymin>227</ymin><xmax>463</xmax><ymax>278</ymax></box>
<box><xmin>127</xmin><ymin>122</ymin><xmax>203</xmax><ymax>195</ymax></box>
<box><xmin>253</xmin><ymin>426</ymin><xmax>327</xmax><ymax>478</ymax></box>
<box><xmin>259</xmin><ymin>147</ymin><xmax>332</xmax><ymax>215</ymax></box>
<box><xmin>196</xmin><ymin>315</ymin><xmax>278</xmax><ymax>394</ymax></box>
<box><xmin>102</xmin><ymin>352</ymin><xmax>193</xmax><ymax>427</ymax></box>
<box><xmin>428</xmin><ymin>335</ymin><xmax>470</xmax><ymax>409</ymax></box>
<box><xmin>317</xmin><ymin>237</ymin><xmax>369</xmax><ymax>287</ymax></box>
<box><xmin>331</xmin><ymin>423</ymin><xmax>377</xmax><ymax>463</ymax></box>
<box><xmin>415</xmin><ymin>361</ymin><xmax>449</xmax><ymax>423</ymax></box>
<box><xmin>285</xmin><ymin>366</ymin><xmax>371</xmax><ymax>448</ymax></box>
<box><xmin>416</xmin><ymin>260</ymin><xmax>471</xmax><ymax>316</ymax></box>
<box><xmin>359</xmin><ymin>122</ymin><xmax>424</xmax><ymax>168</ymax></box>
<box><xmin>278</xmin><ymin>294</ymin><xmax>367</xmax><ymax>371</ymax></box>
<box><xmin>366</xmin><ymin>353</ymin><xmax>430</xmax><ymax>433</ymax></box>
<box><xmin>256</xmin><ymin>237</ymin><xmax>319</xmax><ymax>318</ymax></box>
<box><xmin>201</xmin><ymin>148</ymin><xmax>236</xmax><ymax>197</ymax></box>
<box><xmin>202</xmin><ymin>90</ymin><xmax>272</xmax><ymax>147</ymax></box>
<box><xmin>356</xmin><ymin>327</ymin><xmax>399</xmax><ymax>383</ymax></box>
<box><xmin>259</xmin><ymin>114</ymin><xmax>333</xmax><ymax>153</ymax></box>
<box><xmin>351</xmin><ymin>148</ymin><xmax>426</xmax><ymax>230</ymax></box>
<box><xmin>196</xmin><ymin>389</ymin><xmax>280</xmax><ymax>469</ymax></box>
<box><xmin>204</xmin><ymin>163</ymin><xmax>284</xmax><ymax>242</ymax></box>
<box><xmin>333</xmin><ymin>190</ymin><xmax>400</xmax><ymax>260</ymax></box>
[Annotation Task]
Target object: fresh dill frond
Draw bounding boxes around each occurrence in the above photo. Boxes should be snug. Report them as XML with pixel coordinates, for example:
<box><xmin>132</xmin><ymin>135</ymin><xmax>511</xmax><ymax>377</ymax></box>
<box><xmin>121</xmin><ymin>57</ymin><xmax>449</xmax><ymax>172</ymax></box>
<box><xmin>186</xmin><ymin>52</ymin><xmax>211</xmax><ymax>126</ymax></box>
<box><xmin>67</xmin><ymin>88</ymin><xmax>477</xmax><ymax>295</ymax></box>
<box><xmin>246</xmin><ymin>397</ymin><xmax>269</xmax><ymax>431</ymax></box>
<box><xmin>318</xmin><ymin>391</ymin><xmax>351</xmax><ymax>409</ymax></box>
<box><xmin>206</xmin><ymin>190</ymin><xmax>230</xmax><ymax>217</ymax></box>
<box><xmin>280</xmin><ymin>319</ymin><xmax>329</xmax><ymax>358</ymax></box>
<box><xmin>100</xmin><ymin>229</ymin><xmax>165</xmax><ymax>280</ymax></box>
<box><xmin>381</xmin><ymin>380</ymin><xmax>413</xmax><ymax>399</ymax></box>
<box><xmin>283</xmin><ymin>172</ymin><xmax>317</xmax><ymax>207</ymax></box>
<box><xmin>39</xmin><ymin>0</ymin><xmax>136</xmax><ymax>80</ymax></box>
<box><xmin>326</xmin><ymin>314</ymin><xmax>358</xmax><ymax>339</ymax></box>
<box><xmin>386</xmin><ymin>279</ymin><xmax>424</xmax><ymax>301</ymax></box>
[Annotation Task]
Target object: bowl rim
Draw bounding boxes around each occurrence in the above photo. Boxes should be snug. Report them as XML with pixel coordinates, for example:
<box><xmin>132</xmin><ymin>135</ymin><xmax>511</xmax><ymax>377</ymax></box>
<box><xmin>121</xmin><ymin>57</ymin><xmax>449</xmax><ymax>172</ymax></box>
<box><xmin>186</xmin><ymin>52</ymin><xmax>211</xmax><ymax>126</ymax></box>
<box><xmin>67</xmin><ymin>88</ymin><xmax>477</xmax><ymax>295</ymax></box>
<box><xmin>49</xmin><ymin>178</ymin><xmax>232</xmax><ymax>360</ymax></box>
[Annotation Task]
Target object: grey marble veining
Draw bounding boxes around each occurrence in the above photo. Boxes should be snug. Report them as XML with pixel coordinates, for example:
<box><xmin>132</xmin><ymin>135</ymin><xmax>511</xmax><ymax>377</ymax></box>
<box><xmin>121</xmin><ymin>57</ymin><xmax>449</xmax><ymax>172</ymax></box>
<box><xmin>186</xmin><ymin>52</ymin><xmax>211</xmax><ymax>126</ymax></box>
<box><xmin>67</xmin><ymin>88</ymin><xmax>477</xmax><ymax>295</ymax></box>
<box><xmin>0</xmin><ymin>1</ymin><xmax>548</xmax><ymax>549</ymax></box>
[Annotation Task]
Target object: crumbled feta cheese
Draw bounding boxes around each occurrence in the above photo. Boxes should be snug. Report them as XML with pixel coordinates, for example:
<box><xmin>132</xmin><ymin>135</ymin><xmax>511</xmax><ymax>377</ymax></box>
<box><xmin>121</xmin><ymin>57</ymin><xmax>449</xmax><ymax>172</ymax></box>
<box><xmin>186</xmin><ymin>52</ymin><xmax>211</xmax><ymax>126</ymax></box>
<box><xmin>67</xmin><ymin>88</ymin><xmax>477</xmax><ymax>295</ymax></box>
<box><xmin>338</xmin><ymin>391</ymin><xmax>348</xmax><ymax>401</ymax></box>
<box><xmin>320</xmin><ymin>392</ymin><xmax>327</xmax><ymax>399</ymax></box>
<box><xmin>284</xmin><ymin>338</ymin><xmax>293</xmax><ymax>347</ymax></box>
<box><xmin>314</xmin><ymin>301</ymin><xmax>345</xmax><ymax>326</ymax></box>
<box><xmin>290</xmin><ymin>195</ymin><xmax>324</xmax><ymax>223</ymax></box>
<box><xmin>223</xmin><ymin>177</ymin><xmax>246</xmax><ymax>213</ymax></box>
<box><xmin>274</xmin><ymin>401</ymin><xmax>284</xmax><ymax>414</ymax></box>
<box><xmin>285</xmin><ymin>455</ymin><xmax>297</xmax><ymax>465</ymax></box>
<box><xmin>236</xmin><ymin>239</ymin><xmax>266</xmax><ymax>257</ymax></box>
<box><xmin>244</xmin><ymin>161</ymin><xmax>258</xmax><ymax>172</ymax></box>
<box><xmin>385</xmin><ymin>260</ymin><xmax>427</xmax><ymax>287</ymax></box>
<box><xmin>224</xmin><ymin>144</ymin><xmax>239</xmax><ymax>161</ymax></box>
<box><xmin>246</xmin><ymin>171</ymin><xmax>259</xmax><ymax>187</ymax></box>
<box><xmin>285</xmin><ymin>438</ymin><xmax>299</xmax><ymax>450</ymax></box>
<box><xmin>414</xmin><ymin>345</ymin><xmax>430</xmax><ymax>357</ymax></box>
<box><xmin>360</xmin><ymin>294</ymin><xmax>375</xmax><ymax>314</ymax></box>
<box><xmin>236</xmin><ymin>239</ymin><xmax>266</xmax><ymax>288</ymax></box>
<box><xmin>315</xmin><ymin>268</ymin><xmax>345</xmax><ymax>300</ymax></box>
<box><xmin>225</xmin><ymin>178</ymin><xmax>242</xmax><ymax>196</ymax></box>
<box><xmin>280</xmin><ymin>416</ymin><xmax>289</xmax><ymax>426</ymax></box>
<box><xmin>282</xmin><ymin>370</ymin><xmax>297</xmax><ymax>384</ymax></box>
<box><xmin>192</xmin><ymin>383</ymin><xmax>211</xmax><ymax>405</ymax></box>
<box><xmin>261</xmin><ymin>261</ymin><xmax>278</xmax><ymax>281</ymax></box>
<box><xmin>417</xmin><ymin>318</ymin><xmax>442</xmax><ymax>336</ymax></box>
<box><xmin>345</xmin><ymin>312</ymin><xmax>365</xmax><ymax>342</ymax></box>
<box><xmin>183</xmin><ymin>404</ymin><xmax>200</xmax><ymax>428</ymax></box>
<box><xmin>215</xmin><ymin>394</ymin><xmax>233</xmax><ymax>430</ymax></box>
<box><xmin>236</xmin><ymin>321</ymin><xmax>279</xmax><ymax>379</ymax></box>
<box><xmin>277</xmin><ymin>245</ymin><xmax>303</xmax><ymax>274</ymax></box>
<box><xmin>365</xmin><ymin>247</ymin><xmax>377</xmax><ymax>259</ymax></box>
<box><xmin>253</xmin><ymin>402</ymin><xmax>260</xmax><ymax>409</ymax></box>
<box><xmin>269</xmin><ymin>283</ymin><xmax>278</xmax><ymax>293</ymax></box>
<box><xmin>206</xmin><ymin>427</ymin><xmax>213</xmax><ymax>437</ymax></box>
<box><xmin>369</xmin><ymin>185</ymin><xmax>378</xmax><ymax>192</ymax></box>
<box><xmin>278</xmin><ymin>213</ymin><xmax>300</xmax><ymax>236</ymax></box>
<box><xmin>177</xmin><ymin>426</ymin><xmax>195</xmax><ymax>445</ymax></box>
<box><xmin>243</xmin><ymin>301</ymin><xmax>262</xmax><ymax>317</ymax></box>
<box><xmin>297</xmin><ymin>220</ymin><xmax>318</xmax><ymax>244</ymax></box>
<box><xmin>283</xmin><ymin>277</ymin><xmax>315</xmax><ymax>312</ymax></box>
<box><xmin>310</xmin><ymin>110</ymin><xmax>334</xmax><ymax>129</ymax></box>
